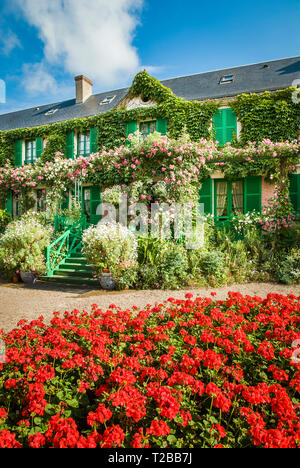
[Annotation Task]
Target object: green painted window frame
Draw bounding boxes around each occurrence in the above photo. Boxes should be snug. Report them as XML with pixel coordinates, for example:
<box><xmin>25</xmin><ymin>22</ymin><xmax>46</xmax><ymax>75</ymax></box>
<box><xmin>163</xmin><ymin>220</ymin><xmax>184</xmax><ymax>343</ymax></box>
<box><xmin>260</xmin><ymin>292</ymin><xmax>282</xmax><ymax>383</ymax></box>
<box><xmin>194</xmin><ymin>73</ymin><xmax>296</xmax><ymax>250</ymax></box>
<box><xmin>139</xmin><ymin>120</ymin><xmax>156</xmax><ymax>139</ymax></box>
<box><xmin>77</xmin><ymin>132</ymin><xmax>91</xmax><ymax>157</ymax></box>
<box><xmin>214</xmin><ymin>179</ymin><xmax>244</xmax><ymax>221</ymax></box>
<box><xmin>25</xmin><ymin>140</ymin><xmax>37</xmax><ymax>164</ymax></box>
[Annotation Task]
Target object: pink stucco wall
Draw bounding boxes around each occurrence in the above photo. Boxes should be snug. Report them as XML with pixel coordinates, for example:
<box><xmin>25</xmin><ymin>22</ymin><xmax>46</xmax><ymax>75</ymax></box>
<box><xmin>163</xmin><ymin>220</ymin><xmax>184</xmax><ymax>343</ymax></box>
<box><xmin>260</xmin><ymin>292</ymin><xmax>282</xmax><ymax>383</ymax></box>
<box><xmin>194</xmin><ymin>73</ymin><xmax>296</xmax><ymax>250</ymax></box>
<box><xmin>261</xmin><ymin>177</ymin><xmax>275</xmax><ymax>208</ymax></box>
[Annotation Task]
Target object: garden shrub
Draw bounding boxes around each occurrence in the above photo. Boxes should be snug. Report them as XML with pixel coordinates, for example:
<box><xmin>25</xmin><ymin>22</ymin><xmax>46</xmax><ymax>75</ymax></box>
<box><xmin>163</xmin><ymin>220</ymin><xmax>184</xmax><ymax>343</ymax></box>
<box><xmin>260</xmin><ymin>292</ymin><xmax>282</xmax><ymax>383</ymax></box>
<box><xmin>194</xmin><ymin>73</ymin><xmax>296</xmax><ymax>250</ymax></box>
<box><xmin>0</xmin><ymin>213</ymin><xmax>52</xmax><ymax>276</ymax></box>
<box><xmin>137</xmin><ymin>238</ymin><xmax>189</xmax><ymax>289</ymax></box>
<box><xmin>196</xmin><ymin>250</ymin><xmax>225</xmax><ymax>282</ymax></box>
<box><xmin>82</xmin><ymin>222</ymin><xmax>138</xmax><ymax>289</ymax></box>
<box><xmin>274</xmin><ymin>248</ymin><xmax>300</xmax><ymax>285</ymax></box>
<box><xmin>0</xmin><ymin>210</ymin><xmax>12</xmax><ymax>233</ymax></box>
<box><xmin>0</xmin><ymin>292</ymin><xmax>299</xmax><ymax>448</ymax></box>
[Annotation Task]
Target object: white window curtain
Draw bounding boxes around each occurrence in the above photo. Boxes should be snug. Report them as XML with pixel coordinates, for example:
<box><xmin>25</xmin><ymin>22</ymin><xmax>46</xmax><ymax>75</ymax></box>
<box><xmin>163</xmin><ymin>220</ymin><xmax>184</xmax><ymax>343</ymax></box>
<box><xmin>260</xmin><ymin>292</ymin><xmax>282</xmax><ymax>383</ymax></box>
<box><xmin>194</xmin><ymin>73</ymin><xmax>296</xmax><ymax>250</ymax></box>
<box><xmin>232</xmin><ymin>181</ymin><xmax>243</xmax><ymax>214</ymax></box>
<box><xmin>216</xmin><ymin>181</ymin><xmax>228</xmax><ymax>217</ymax></box>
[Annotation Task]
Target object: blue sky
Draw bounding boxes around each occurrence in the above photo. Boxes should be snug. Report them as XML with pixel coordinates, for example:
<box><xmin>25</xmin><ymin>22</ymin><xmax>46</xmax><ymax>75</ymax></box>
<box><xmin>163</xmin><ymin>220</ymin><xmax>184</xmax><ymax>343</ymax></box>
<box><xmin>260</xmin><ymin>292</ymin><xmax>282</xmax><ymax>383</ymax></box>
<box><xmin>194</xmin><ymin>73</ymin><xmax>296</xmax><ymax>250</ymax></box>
<box><xmin>0</xmin><ymin>0</ymin><xmax>299</xmax><ymax>115</ymax></box>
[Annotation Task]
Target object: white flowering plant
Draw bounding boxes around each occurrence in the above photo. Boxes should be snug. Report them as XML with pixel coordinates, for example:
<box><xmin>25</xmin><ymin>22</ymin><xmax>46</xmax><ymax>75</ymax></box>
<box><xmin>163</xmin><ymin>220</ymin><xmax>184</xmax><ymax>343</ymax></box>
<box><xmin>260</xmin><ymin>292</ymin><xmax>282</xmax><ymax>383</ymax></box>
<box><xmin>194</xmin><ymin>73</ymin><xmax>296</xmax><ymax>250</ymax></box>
<box><xmin>0</xmin><ymin>214</ymin><xmax>52</xmax><ymax>276</ymax></box>
<box><xmin>230</xmin><ymin>211</ymin><xmax>262</xmax><ymax>237</ymax></box>
<box><xmin>82</xmin><ymin>222</ymin><xmax>138</xmax><ymax>288</ymax></box>
<box><xmin>101</xmin><ymin>185</ymin><xmax>124</xmax><ymax>206</ymax></box>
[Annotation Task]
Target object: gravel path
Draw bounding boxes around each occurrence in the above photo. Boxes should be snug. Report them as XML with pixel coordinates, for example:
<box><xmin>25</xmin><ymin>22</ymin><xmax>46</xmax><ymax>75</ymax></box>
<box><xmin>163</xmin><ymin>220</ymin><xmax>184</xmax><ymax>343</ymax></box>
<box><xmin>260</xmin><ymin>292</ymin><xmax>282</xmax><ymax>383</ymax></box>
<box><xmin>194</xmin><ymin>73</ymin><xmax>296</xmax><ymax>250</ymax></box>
<box><xmin>0</xmin><ymin>280</ymin><xmax>299</xmax><ymax>332</ymax></box>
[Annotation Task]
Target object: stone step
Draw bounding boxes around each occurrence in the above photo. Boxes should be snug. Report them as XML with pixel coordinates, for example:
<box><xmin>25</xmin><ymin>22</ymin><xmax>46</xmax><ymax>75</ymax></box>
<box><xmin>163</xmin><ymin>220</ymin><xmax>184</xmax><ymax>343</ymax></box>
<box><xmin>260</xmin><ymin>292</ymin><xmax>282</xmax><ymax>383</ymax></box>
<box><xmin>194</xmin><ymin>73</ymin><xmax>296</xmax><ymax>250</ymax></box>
<box><xmin>42</xmin><ymin>275</ymin><xmax>98</xmax><ymax>286</ymax></box>
<box><xmin>64</xmin><ymin>257</ymin><xmax>86</xmax><ymax>265</ymax></box>
<box><xmin>54</xmin><ymin>269</ymin><xmax>94</xmax><ymax>278</ymax></box>
<box><xmin>60</xmin><ymin>263</ymin><xmax>93</xmax><ymax>271</ymax></box>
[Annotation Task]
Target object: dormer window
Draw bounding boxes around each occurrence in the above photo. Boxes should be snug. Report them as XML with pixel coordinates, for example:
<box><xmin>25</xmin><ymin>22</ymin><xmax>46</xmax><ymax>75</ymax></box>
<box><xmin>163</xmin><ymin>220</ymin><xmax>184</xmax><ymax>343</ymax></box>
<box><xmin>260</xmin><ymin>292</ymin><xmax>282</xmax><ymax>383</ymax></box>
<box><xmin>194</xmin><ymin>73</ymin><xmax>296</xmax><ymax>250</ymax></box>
<box><xmin>220</xmin><ymin>75</ymin><xmax>234</xmax><ymax>84</ymax></box>
<box><xmin>100</xmin><ymin>95</ymin><xmax>116</xmax><ymax>105</ymax></box>
<box><xmin>45</xmin><ymin>108</ymin><xmax>59</xmax><ymax>116</ymax></box>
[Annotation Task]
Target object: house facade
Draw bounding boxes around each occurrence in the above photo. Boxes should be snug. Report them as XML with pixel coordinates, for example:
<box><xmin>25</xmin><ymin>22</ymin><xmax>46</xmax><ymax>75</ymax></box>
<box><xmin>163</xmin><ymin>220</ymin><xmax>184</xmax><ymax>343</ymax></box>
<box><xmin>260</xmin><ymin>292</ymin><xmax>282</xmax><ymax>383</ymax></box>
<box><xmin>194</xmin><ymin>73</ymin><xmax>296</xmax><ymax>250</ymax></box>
<box><xmin>0</xmin><ymin>56</ymin><xmax>300</xmax><ymax>224</ymax></box>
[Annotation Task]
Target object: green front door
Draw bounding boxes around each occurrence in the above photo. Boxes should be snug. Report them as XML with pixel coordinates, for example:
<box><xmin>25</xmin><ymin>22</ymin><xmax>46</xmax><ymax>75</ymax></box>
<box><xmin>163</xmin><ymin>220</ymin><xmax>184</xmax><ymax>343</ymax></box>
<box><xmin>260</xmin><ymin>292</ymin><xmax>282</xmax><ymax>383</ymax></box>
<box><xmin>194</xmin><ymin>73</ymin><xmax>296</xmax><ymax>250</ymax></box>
<box><xmin>83</xmin><ymin>186</ymin><xmax>102</xmax><ymax>225</ymax></box>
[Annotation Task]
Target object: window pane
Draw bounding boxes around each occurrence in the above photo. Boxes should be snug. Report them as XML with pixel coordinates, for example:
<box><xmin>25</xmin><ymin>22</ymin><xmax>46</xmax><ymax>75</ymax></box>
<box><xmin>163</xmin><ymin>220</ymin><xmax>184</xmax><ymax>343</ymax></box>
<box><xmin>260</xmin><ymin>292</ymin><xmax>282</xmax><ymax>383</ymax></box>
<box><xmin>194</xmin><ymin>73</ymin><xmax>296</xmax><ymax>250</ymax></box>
<box><xmin>32</xmin><ymin>140</ymin><xmax>37</xmax><ymax>162</ymax></box>
<box><xmin>26</xmin><ymin>143</ymin><xmax>31</xmax><ymax>159</ymax></box>
<box><xmin>149</xmin><ymin>121</ymin><xmax>156</xmax><ymax>133</ymax></box>
<box><xmin>216</xmin><ymin>181</ymin><xmax>228</xmax><ymax>217</ymax></box>
<box><xmin>232</xmin><ymin>181</ymin><xmax>243</xmax><ymax>214</ymax></box>
<box><xmin>79</xmin><ymin>134</ymin><xmax>85</xmax><ymax>154</ymax></box>
<box><xmin>84</xmin><ymin>189</ymin><xmax>90</xmax><ymax>216</ymax></box>
<box><xmin>85</xmin><ymin>134</ymin><xmax>90</xmax><ymax>154</ymax></box>
<box><xmin>140</xmin><ymin>123</ymin><xmax>148</xmax><ymax>141</ymax></box>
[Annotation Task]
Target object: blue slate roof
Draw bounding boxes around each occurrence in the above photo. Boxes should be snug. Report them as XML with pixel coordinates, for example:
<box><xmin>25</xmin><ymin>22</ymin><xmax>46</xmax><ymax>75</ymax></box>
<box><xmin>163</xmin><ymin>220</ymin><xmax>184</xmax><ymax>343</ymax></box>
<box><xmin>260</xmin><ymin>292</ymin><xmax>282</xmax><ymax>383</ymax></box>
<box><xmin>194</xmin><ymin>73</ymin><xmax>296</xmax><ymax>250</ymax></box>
<box><xmin>0</xmin><ymin>56</ymin><xmax>299</xmax><ymax>132</ymax></box>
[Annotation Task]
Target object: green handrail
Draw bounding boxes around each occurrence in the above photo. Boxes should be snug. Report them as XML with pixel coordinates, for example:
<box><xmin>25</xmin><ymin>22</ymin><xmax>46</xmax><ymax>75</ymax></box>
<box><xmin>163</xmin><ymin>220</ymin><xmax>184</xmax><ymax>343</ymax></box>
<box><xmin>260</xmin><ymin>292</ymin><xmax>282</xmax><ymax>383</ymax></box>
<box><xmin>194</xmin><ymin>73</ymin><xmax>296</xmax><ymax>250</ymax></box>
<box><xmin>45</xmin><ymin>216</ymin><xmax>87</xmax><ymax>276</ymax></box>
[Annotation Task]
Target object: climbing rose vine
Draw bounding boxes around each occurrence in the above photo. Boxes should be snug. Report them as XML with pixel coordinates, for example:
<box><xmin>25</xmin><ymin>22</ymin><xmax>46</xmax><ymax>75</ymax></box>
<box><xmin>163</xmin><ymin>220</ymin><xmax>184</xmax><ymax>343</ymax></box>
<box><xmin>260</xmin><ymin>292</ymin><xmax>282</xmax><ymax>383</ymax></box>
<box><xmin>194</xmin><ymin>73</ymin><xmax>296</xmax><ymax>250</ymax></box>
<box><xmin>0</xmin><ymin>292</ymin><xmax>299</xmax><ymax>448</ymax></box>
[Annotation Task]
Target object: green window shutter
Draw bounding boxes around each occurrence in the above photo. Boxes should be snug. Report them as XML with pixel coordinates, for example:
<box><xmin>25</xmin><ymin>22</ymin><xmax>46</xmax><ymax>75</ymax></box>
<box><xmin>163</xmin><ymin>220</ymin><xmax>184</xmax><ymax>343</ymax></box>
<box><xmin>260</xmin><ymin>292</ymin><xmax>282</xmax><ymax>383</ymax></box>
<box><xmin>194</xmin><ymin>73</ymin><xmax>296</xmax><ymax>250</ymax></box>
<box><xmin>213</xmin><ymin>108</ymin><xmax>237</xmax><ymax>146</ymax></box>
<box><xmin>213</xmin><ymin>110</ymin><xmax>225</xmax><ymax>146</ymax></box>
<box><xmin>5</xmin><ymin>191</ymin><xmax>13</xmax><ymax>216</ymax></box>
<box><xmin>199</xmin><ymin>178</ymin><xmax>213</xmax><ymax>215</ymax></box>
<box><xmin>289</xmin><ymin>174</ymin><xmax>300</xmax><ymax>214</ymax></box>
<box><xmin>224</xmin><ymin>108</ymin><xmax>237</xmax><ymax>143</ymax></box>
<box><xmin>65</xmin><ymin>131</ymin><xmax>74</xmax><ymax>159</ymax></box>
<box><xmin>90</xmin><ymin>127</ymin><xmax>99</xmax><ymax>154</ymax></box>
<box><xmin>244</xmin><ymin>176</ymin><xmax>262</xmax><ymax>213</ymax></box>
<box><xmin>14</xmin><ymin>140</ymin><xmax>23</xmax><ymax>167</ymax></box>
<box><xmin>90</xmin><ymin>185</ymin><xmax>102</xmax><ymax>225</ymax></box>
<box><xmin>126</xmin><ymin>121</ymin><xmax>137</xmax><ymax>137</ymax></box>
<box><xmin>156</xmin><ymin>118</ymin><xmax>167</xmax><ymax>135</ymax></box>
<box><xmin>36</xmin><ymin>137</ymin><xmax>44</xmax><ymax>159</ymax></box>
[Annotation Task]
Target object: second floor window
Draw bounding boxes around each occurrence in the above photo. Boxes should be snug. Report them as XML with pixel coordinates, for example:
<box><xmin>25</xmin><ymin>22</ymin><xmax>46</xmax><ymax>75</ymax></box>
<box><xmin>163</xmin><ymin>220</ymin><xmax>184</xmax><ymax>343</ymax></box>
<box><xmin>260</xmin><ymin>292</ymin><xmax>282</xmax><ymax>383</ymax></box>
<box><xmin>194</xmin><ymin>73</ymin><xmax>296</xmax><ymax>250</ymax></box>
<box><xmin>139</xmin><ymin>121</ymin><xmax>156</xmax><ymax>140</ymax></box>
<box><xmin>25</xmin><ymin>140</ymin><xmax>37</xmax><ymax>164</ymax></box>
<box><xmin>78</xmin><ymin>132</ymin><xmax>90</xmax><ymax>157</ymax></box>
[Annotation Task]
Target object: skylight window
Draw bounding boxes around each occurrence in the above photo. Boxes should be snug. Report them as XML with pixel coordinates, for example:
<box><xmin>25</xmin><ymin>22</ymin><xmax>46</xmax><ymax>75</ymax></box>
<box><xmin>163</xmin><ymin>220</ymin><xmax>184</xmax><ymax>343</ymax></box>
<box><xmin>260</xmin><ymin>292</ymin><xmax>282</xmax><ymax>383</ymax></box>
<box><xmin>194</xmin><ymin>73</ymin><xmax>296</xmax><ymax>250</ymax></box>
<box><xmin>45</xmin><ymin>108</ymin><xmax>59</xmax><ymax>116</ymax></box>
<box><xmin>220</xmin><ymin>75</ymin><xmax>234</xmax><ymax>84</ymax></box>
<box><xmin>100</xmin><ymin>95</ymin><xmax>116</xmax><ymax>105</ymax></box>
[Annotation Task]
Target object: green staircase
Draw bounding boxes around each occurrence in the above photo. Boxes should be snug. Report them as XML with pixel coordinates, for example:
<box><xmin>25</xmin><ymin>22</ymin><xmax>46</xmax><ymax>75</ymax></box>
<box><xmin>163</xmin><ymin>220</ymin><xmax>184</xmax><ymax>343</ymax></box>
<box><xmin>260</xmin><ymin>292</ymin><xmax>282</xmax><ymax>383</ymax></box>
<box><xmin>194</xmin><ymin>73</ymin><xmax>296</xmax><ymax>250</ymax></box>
<box><xmin>42</xmin><ymin>215</ymin><xmax>98</xmax><ymax>287</ymax></box>
<box><xmin>43</xmin><ymin>248</ymin><xmax>97</xmax><ymax>286</ymax></box>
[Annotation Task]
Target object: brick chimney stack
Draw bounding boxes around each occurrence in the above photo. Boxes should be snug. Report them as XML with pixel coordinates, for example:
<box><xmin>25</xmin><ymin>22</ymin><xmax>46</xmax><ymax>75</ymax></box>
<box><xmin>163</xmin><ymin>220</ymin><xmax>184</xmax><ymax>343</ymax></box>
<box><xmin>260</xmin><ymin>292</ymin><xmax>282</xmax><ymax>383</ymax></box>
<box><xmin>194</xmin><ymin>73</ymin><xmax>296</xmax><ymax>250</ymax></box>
<box><xmin>75</xmin><ymin>75</ymin><xmax>93</xmax><ymax>104</ymax></box>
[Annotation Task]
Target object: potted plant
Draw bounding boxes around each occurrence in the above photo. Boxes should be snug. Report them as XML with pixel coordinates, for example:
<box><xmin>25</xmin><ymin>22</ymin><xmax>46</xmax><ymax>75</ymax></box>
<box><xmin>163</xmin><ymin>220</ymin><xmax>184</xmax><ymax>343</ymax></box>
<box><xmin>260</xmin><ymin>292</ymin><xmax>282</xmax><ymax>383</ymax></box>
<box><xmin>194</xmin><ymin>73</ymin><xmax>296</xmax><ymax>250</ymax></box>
<box><xmin>82</xmin><ymin>222</ymin><xmax>138</xmax><ymax>291</ymax></box>
<box><xmin>0</xmin><ymin>214</ymin><xmax>52</xmax><ymax>285</ymax></box>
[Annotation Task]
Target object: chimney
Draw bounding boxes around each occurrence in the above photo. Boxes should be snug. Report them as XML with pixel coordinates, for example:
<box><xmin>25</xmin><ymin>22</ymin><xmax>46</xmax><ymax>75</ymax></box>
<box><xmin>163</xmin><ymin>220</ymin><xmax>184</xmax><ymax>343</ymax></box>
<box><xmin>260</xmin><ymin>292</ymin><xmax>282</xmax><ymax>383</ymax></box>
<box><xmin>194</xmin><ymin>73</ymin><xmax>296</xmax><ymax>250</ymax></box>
<box><xmin>75</xmin><ymin>75</ymin><xmax>93</xmax><ymax>103</ymax></box>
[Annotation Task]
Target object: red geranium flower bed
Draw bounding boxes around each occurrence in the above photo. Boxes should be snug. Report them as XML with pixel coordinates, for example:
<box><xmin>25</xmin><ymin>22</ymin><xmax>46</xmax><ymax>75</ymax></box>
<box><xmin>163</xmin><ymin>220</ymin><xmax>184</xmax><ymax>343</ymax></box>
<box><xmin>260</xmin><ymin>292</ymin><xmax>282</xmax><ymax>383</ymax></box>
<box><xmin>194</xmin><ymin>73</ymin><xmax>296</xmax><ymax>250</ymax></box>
<box><xmin>0</xmin><ymin>292</ymin><xmax>299</xmax><ymax>448</ymax></box>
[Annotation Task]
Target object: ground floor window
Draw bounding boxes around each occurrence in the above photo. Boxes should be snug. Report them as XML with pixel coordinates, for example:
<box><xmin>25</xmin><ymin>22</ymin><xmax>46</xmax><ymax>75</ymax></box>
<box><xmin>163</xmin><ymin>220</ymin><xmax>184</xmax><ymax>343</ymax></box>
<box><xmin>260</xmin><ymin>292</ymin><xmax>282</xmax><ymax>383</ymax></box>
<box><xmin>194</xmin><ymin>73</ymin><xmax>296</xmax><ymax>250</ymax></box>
<box><xmin>215</xmin><ymin>179</ymin><xmax>244</xmax><ymax>221</ymax></box>
<box><xmin>36</xmin><ymin>190</ymin><xmax>46</xmax><ymax>212</ymax></box>
<box><xmin>83</xmin><ymin>188</ymin><xmax>91</xmax><ymax>222</ymax></box>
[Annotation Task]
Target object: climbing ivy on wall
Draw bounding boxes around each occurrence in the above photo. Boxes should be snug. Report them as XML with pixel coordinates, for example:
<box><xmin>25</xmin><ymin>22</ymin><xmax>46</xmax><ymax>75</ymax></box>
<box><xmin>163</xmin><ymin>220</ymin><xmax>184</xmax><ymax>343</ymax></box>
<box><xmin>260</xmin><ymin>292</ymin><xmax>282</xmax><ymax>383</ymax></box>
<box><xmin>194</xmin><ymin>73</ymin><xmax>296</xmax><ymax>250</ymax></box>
<box><xmin>232</xmin><ymin>88</ymin><xmax>300</xmax><ymax>144</ymax></box>
<box><xmin>0</xmin><ymin>71</ymin><xmax>299</xmax><ymax>173</ymax></box>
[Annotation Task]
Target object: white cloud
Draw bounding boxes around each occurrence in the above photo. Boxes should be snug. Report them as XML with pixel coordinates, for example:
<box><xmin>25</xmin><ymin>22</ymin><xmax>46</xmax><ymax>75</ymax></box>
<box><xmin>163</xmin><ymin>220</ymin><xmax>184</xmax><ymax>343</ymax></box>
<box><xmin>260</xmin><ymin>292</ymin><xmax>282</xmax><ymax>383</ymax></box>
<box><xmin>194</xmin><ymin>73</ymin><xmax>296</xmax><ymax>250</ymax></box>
<box><xmin>0</xmin><ymin>29</ymin><xmax>22</xmax><ymax>55</ymax></box>
<box><xmin>21</xmin><ymin>62</ymin><xmax>74</xmax><ymax>99</ymax></box>
<box><xmin>14</xmin><ymin>0</ymin><xmax>144</xmax><ymax>87</ymax></box>
<box><xmin>21</xmin><ymin>63</ymin><xmax>58</xmax><ymax>95</ymax></box>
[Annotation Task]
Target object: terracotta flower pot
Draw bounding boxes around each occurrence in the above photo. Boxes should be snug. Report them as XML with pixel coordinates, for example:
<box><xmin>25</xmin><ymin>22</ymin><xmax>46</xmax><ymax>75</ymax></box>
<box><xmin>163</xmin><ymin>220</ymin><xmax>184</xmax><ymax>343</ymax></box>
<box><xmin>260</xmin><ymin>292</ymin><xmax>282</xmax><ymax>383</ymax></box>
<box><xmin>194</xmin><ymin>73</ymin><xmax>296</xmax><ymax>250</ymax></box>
<box><xmin>12</xmin><ymin>273</ymin><xmax>20</xmax><ymax>283</ymax></box>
